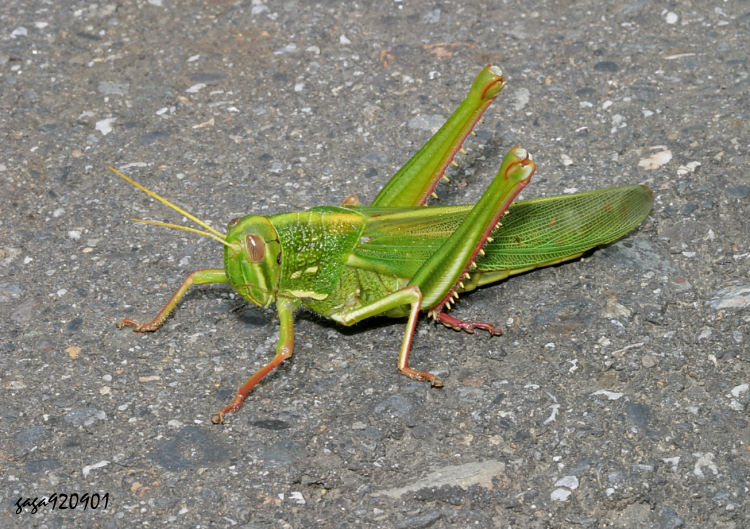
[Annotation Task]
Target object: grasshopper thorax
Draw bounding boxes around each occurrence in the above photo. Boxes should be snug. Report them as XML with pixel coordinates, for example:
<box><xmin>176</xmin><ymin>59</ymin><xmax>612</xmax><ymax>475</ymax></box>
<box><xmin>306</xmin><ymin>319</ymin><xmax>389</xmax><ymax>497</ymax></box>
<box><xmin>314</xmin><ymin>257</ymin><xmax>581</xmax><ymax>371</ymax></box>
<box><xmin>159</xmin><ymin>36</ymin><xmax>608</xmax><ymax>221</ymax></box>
<box><xmin>224</xmin><ymin>215</ymin><xmax>281</xmax><ymax>308</ymax></box>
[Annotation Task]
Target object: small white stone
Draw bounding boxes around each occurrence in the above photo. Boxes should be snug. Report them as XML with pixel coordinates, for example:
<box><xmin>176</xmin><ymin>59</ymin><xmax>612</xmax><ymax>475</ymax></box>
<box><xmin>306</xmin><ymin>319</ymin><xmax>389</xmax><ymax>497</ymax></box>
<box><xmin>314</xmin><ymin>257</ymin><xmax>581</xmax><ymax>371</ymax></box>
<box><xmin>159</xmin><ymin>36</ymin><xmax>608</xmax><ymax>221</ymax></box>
<box><xmin>550</xmin><ymin>488</ymin><xmax>571</xmax><ymax>501</ymax></box>
<box><xmin>82</xmin><ymin>460</ymin><xmax>110</xmax><ymax>477</ymax></box>
<box><xmin>288</xmin><ymin>491</ymin><xmax>306</xmax><ymax>504</ymax></box>
<box><xmin>95</xmin><ymin>118</ymin><xmax>116</xmax><ymax>136</ymax></box>
<box><xmin>554</xmin><ymin>475</ymin><xmax>579</xmax><ymax>489</ymax></box>
<box><xmin>273</xmin><ymin>43</ymin><xmax>296</xmax><ymax>55</ymax></box>
<box><xmin>638</xmin><ymin>150</ymin><xmax>672</xmax><ymax>170</ymax></box>
<box><xmin>185</xmin><ymin>83</ymin><xmax>206</xmax><ymax>93</ymax></box>
<box><xmin>693</xmin><ymin>452</ymin><xmax>718</xmax><ymax>477</ymax></box>
<box><xmin>591</xmin><ymin>389</ymin><xmax>624</xmax><ymax>400</ymax></box>
<box><xmin>677</xmin><ymin>161</ymin><xmax>701</xmax><ymax>176</ymax></box>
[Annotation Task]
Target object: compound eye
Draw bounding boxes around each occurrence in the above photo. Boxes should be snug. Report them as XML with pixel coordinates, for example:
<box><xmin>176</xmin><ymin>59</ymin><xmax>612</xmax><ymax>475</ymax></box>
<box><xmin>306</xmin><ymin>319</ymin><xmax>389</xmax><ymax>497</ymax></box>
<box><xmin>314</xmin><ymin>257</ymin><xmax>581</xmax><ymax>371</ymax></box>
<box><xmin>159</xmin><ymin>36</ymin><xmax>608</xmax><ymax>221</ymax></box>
<box><xmin>245</xmin><ymin>234</ymin><xmax>265</xmax><ymax>262</ymax></box>
<box><xmin>227</xmin><ymin>217</ymin><xmax>241</xmax><ymax>229</ymax></box>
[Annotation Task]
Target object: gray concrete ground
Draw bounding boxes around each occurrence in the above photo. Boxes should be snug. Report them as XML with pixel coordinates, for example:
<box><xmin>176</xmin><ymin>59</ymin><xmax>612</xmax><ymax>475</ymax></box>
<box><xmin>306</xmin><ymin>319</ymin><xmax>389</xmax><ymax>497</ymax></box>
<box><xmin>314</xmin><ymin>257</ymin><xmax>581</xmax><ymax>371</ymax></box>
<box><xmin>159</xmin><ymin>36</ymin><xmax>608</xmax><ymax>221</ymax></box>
<box><xmin>1</xmin><ymin>1</ymin><xmax>748</xmax><ymax>528</ymax></box>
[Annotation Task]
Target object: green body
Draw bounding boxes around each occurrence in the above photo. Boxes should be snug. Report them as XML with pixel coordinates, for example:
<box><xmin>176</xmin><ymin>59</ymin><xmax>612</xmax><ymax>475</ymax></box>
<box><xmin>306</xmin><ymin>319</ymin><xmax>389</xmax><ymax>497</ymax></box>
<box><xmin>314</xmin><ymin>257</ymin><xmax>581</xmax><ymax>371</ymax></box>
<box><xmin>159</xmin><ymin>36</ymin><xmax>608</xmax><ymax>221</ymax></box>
<box><xmin>242</xmin><ymin>185</ymin><xmax>653</xmax><ymax>322</ymax></box>
<box><xmin>116</xmin><ymin>65</ymin><xmax>653</xmax><ymax>423</ymax></box>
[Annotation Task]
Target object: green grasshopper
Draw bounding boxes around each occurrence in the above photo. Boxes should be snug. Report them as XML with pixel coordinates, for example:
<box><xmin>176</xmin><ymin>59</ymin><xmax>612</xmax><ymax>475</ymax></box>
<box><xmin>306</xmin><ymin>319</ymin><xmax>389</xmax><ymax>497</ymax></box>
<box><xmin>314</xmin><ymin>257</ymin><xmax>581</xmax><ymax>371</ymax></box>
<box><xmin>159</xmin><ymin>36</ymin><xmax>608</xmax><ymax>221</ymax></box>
<box><xmin>113</xmin><ymin>65</ymin><xmax>653</xmax><ymax>423</ymax></box>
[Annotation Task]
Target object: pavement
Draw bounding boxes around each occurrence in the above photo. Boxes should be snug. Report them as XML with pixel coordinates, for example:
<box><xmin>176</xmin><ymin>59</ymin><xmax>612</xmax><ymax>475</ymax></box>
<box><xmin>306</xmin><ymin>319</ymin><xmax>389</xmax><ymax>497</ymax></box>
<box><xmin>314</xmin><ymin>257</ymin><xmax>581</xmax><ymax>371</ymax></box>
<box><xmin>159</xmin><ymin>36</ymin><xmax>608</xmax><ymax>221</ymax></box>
<box><xmin>1</xmin><ymin>1</ymin><xmax>748</xmax><ymax>528</ymax></box>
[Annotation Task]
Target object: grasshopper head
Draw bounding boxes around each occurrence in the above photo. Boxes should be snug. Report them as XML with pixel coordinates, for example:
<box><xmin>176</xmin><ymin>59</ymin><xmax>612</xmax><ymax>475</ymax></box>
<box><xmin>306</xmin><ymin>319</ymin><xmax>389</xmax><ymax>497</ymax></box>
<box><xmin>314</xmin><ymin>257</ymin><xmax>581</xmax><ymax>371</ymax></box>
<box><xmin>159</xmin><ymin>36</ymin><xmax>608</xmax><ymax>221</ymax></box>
<box><xmin>224</xmin><ymin>215</ymin><xmax>281</xmax><ymax>308</ymax></box>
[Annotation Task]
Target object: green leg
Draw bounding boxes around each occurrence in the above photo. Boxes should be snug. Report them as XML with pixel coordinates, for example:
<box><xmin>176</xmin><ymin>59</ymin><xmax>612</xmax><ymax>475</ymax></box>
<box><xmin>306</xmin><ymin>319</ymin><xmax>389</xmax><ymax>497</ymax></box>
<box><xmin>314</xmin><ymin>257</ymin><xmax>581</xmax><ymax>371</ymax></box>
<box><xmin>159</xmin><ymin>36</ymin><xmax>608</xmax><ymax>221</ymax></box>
<box><xmin>410</xmin><ymin>147</ymin><xmax>536</xmax><ymax>313</ymax></box>
<box><xmin>211</xmin><ymin>297</ymin><xmax>299</xmax><ymax>424</ymax></box>
<box><xmin>371</xmin><ymin>65</ymin><xmax>506</xmax><ymax>208</ymax></box>
<box><xmin>336</xmin><ymin>286</ymin><xmax>443</xmax><ymax>387</ymax></box>
<box><xmin>118</xmin><ymin>269</ymin><xmax>228</xmax><ymax>331</ymax></box>
<box><xmin>337</xmin><ymin>148</ymin><xmax>535</xmax><ymax>387</ymax></box>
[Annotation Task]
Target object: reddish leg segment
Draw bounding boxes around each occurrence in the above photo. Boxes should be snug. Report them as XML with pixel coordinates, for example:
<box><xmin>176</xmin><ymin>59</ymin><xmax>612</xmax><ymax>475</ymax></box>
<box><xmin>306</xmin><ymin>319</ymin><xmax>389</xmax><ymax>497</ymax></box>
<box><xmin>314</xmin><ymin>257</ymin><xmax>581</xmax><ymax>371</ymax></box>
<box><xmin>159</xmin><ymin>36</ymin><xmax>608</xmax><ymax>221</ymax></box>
<box><xmin>436</xmin><ymin>312</ymin><xmax>502</xmax><ymax>336</ymax></box>
<box><xmin>211</xmin><ymin>297</ymin><xmax>299</xmax><ymax>424</ymax></box>
<box><xmin>334</xmin><ymin>285</ymin><xmax>443</xmax><ymax>388</ymax></box>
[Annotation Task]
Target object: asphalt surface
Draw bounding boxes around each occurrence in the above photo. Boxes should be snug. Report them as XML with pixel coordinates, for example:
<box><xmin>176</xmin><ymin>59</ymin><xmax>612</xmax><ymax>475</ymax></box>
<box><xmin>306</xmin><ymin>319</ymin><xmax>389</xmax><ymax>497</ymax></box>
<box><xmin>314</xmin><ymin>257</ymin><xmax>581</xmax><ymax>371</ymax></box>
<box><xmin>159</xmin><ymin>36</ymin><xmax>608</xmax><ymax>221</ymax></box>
<box><xmin>2</xmin><ymin>1</ymin><xmax>748</xmax><ymax>528</ymax></box>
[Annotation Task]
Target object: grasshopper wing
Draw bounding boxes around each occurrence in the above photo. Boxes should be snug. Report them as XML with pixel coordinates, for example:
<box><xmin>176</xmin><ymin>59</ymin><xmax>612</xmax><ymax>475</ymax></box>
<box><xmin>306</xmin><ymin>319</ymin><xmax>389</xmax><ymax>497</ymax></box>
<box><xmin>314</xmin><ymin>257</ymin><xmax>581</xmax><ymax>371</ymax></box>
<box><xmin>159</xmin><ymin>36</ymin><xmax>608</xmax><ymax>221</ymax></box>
<box><xmin>471</xmin><ymin>184</ymin><xmax>653</xmax><ymax>286</ymax></box>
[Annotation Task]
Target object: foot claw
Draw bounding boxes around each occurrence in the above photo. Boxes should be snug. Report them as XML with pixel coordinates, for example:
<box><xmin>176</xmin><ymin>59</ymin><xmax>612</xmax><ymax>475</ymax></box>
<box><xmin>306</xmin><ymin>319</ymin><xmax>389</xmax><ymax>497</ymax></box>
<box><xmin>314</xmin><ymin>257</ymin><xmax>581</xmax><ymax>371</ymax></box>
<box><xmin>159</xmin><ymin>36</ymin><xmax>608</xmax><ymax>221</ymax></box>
<box><xmin>211</xmin><ymin>395</ymin><xmax>244</xmax><ymax>424</ymax></box>
<box><xmin>118</xmin><ymin>319</ymin><xmax>158</xmax><ymax>332</ymax></box>
<box><xmin>401</xmin><ymin>368</ymin><xmax>443</xmax><ymax>388</ymax></box>
<box><xmin>437</xmin><ymin>312</ymin><xmax>502</xmax><ymax>336</ymax></box>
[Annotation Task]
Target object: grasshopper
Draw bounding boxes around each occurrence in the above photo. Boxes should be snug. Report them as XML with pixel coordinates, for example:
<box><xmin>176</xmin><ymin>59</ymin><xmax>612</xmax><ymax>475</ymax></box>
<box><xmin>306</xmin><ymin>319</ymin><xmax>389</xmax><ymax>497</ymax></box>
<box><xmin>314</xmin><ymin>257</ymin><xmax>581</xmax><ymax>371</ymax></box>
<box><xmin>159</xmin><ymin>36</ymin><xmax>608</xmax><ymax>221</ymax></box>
<box><xmin>113</xmin><ymin>65</ymin><xmax>653</xmax><ymax>423</ymax></box>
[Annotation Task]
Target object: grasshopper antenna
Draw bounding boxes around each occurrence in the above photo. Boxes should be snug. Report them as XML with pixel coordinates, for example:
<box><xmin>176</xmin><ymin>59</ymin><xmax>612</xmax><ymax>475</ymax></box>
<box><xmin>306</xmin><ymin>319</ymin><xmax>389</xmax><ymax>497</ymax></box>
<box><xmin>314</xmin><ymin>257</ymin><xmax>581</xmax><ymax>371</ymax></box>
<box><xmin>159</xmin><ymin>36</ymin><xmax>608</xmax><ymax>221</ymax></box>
<box><xmin>109</xmin><ymin>166</ymin><xmax>227</xmax><ymax>241</ymax></box>
<box><xmin>129</xmin><ymin>218</ymin><xmax>233</xmax><ymax>247</ymax></box>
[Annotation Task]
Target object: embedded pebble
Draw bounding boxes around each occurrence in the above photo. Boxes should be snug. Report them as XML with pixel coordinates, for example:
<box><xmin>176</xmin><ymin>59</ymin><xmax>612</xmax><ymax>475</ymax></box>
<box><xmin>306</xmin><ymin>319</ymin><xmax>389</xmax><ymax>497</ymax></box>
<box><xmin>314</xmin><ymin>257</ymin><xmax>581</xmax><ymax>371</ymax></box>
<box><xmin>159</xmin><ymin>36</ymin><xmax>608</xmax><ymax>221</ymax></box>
<box><xmin>95</xmin><ymin>118</ymin><xmax>116</xmax><ymax>135</ymax></box>
<box><xmin>374</xmin><ymin>460</ymin><xmax>505</xmax><ymax>498</ymax></box>
<box><xmin>15</xmin><ymin>426</ymin><xmax>49</xmax><ymax>445</ymax></box>
<box><xmin>708</xmin><ymin>284</ymin><xmax>750</xmax><ymax>309</ymax></box>
<box><xmin>0</xmin><ymin>246</ymin><xmax>20</xmax><ymax>266</ymax></box>
<box><xmin>550</xmin><ymin>488</ymin><xmax>572</xmax><ymax>501</ymax></box>
<box><xmin>638</xmin><ymin>149</ymin><xmax>672</xmax><ymax>170</ymax></box>
<box><xmin>26</xmin><ymin>459</ymin><xmax>62</xmax><ymax>474</ymax></box>
<box><xmin>600</xmin><ymin>239</ymin><xmax>677</xmax><ymax>274</ymax></box>
<box><xmin>0</xmin><ymin>282</ymin><xmax>22</xmax><ymax>302</ymax></box>
<box><xmin>288</xmin><ymin>491</ymin><xmax>306</xmax><ymax>505</ymax></box>
<box><xmin>511</xmin><ymin>87</ymin><xmax>530</xmax><ymax>111</ymax></box>
<box><xmin>82</xmin><ymin>460</ymin><xmax>110</xmax><ymax>477</ymax></box>
<box><xmin>185</xmin><ymin>83</ymin><xmax>206</xmax><ymax>93</ymax></box>
<box><xmin>554</xmin><ymin>475</ymin><xmax>579</xmax><ymax>489</ymax></box>
<box><xmin>273</xmin><ymin>43</ymin><xmax>297</xmax><ymax>55</ymax></box>
<box><xmin>397</xmin><ymin>511</ymin><xmax>441</xmax><ymax>529</ymax></box>
<box><xmin>657</xmin><ymin>505</ymin><xmax>684</xmax><ymax>529</ymax></box>
<box><xmin>591</xmin><ymin>389</ymin><xmax>624</xmax><ymax>400</ymax></box>
<box><xmin>693</xmin><ymin>452</ymin><xmax>718</xmax><ymax>477</ymax></box>
<box><xmin>422</xmin><ymin>8</ymin><xmax>441</xmax><ymax>24</ymax></box>
<box><xmin>64</xmin><ymin>407</ymin><xmax>106</xmax><ymax>427</ymax></box>
<box><xmin>97</xmin><ymin>81</ymin><xmax>129</xmax><ymax>96</ymax></box>
<box><xmin>641</xmin><ymin>354</ymin><xmax>658</xmax><ymax>368</ymax></box>
<box><xmin>11</xmin><ymin>298</ymin><xmax>35</xmax><ymax>323</ymax></box>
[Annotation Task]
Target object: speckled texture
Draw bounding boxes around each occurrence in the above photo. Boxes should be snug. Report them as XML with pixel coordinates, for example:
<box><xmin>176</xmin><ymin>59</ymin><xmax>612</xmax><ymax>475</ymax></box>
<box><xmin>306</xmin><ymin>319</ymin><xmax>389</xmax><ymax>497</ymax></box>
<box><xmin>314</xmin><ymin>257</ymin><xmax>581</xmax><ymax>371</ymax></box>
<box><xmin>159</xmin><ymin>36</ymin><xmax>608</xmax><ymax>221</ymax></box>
<box><xmin>2</xmin><ymin>1</ymin><xmax>748</xmax><ymax>528</ymax></box>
